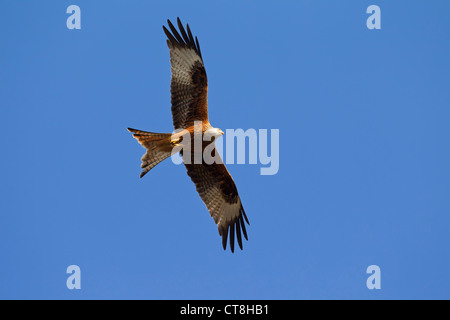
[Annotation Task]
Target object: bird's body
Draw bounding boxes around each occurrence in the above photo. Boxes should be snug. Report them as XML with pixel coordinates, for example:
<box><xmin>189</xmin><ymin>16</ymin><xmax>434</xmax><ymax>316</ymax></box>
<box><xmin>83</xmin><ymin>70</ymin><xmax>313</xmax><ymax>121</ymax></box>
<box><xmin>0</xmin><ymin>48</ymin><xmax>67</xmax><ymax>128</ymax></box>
<box><xmin>128</xmin><ymin>18</ymin><xmax>249</xmax><ymax>252</ymax></box>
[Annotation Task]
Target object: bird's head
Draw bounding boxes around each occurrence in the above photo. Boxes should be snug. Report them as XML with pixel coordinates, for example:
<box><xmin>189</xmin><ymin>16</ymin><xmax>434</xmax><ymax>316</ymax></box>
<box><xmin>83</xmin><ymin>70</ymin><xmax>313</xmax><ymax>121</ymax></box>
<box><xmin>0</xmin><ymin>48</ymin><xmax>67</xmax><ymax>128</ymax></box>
<box><xmin>204</xmin><ymin>127</ymin><xmax>224</xmax><ymax>141</ymax></box>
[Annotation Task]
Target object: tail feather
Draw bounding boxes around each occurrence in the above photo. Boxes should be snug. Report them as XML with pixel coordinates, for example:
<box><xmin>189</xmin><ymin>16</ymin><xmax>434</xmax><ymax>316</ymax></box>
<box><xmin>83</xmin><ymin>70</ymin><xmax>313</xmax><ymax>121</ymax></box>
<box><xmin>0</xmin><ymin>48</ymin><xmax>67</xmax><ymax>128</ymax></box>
<box><xmin>127</xmin><ymin>128</ymin><xmax>173</xmax><ymax>178</ymax></box>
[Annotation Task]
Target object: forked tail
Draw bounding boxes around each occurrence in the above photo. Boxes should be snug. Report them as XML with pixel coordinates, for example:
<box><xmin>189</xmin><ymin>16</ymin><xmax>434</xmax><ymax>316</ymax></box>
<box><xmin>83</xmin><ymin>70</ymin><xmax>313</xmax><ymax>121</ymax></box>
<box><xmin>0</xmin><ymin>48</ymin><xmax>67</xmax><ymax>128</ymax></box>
<box><xmin>127</xmin><ymin>128</ymin><xmax>174</xmax><ymax>178</ymax></box>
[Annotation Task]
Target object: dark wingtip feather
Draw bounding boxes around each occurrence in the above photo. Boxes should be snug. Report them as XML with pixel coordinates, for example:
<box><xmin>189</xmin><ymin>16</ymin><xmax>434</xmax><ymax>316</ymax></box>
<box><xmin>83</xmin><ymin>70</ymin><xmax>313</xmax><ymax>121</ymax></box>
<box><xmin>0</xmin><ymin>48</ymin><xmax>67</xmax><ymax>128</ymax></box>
<box><xmin>230</xmin><ymin>223</ymin><xmax>235</xmax><ymax>253</ymax></box>
<box><xmin>241</xmin><ymin>207</ymin><xmax>250</xmax><ymax>225</ymax></box>
<box><xmin>195</xmin><ymin>36</ymin><xmax>202</xmax><ymax>59</ymax></box>
<box><xmin>167</xmin><ymin>19</ymin><xmax>184</xmax><ymax>44</ymax></box>
<box><xmin>221</xmin><ymin>226</ymin><xmax>228</xmax><ymax>250</ymax></box>
<box><xmin>218</xmin><ymin>205</ymin><xmax>250</xmax><ymax>252</ymax></box>
<box><xmin>140</xmin><ymin>171</ymin><xmax>148</xmax><ymax>178</ymax></box>
<box><xmin>163</xmin><ymin>25</ymin><xmax>178</xmax><ymax>46</ymax></box>
<box><xmin>240</xmin><ymin>215</ymin><xmax>248</xmax><ymax>241</ymax></box>
<box><xmin>163</xmin><ymin>18</ymin><xmax>203</xmax><ymax>59</ymax></box>
<box><xmin>186</xmin><ymin>23</ymin><xmax>200</xmax><ymax>56</ymax></box>
<box><xmin>236</xmin><ymin>219</ymin><xmax>243</xmax><ymax>250</ymax></box>
<box><xmin>177</xmin><ymin>18</ymin><xmax>191</xmax><ymax>47</ymax></box>
<box><xmin>186</xmin><ymin>24</ymin><xmax>195</xmax><ymax>46</ymax></box>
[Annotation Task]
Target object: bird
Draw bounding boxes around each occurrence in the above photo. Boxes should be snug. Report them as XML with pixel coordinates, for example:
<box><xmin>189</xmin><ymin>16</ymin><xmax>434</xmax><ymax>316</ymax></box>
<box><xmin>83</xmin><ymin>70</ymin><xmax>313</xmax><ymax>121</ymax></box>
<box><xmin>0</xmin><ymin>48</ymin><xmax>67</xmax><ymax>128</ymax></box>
<box><xmin>127</xmin><ymin>18</ymin><xmax>249</xmax><ymax>252</ymax></box>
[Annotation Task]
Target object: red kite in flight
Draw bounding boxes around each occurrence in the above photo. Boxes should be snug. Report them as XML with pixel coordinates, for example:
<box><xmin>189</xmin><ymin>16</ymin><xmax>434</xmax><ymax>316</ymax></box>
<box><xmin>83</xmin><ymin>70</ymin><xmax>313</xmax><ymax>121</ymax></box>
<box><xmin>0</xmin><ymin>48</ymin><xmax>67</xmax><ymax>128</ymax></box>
<box><xmin>128</xmin><ymin>18</ymin><xmax>249</xmax><ymax>252</ymax></box>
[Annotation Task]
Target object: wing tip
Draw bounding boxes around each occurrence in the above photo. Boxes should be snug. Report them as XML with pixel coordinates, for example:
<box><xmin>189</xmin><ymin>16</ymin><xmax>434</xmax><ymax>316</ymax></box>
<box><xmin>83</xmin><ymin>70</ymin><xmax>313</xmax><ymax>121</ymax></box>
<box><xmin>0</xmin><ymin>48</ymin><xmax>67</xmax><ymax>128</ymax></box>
<box><xmin>220</xmin><ymin>208</ymin><xmax>249</xmax><ymax>253</ymax></box>
<box><xmin>163</xmin><ymin>17</ymin><xmax>203</xmax><ymax>59</ymax></box>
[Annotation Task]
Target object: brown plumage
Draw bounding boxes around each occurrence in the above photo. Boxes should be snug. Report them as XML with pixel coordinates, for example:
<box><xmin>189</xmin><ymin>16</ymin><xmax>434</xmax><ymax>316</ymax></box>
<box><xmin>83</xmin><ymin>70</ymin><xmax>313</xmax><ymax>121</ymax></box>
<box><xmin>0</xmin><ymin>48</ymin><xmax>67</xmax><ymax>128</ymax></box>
<box><xmin>128</xmin><ymin>18</ymin><xmax>249</xmax><ymax>252</ymax></box>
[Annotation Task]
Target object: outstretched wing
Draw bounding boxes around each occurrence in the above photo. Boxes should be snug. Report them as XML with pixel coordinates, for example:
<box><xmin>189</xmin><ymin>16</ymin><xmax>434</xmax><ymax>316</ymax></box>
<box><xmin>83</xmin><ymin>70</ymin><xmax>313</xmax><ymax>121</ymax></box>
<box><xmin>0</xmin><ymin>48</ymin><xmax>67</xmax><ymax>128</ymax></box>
<box><xmin>184</xmin><ymin>147</ymin><xmax>250</xmax><ymax>252</ymax></box>
<box><xmin>163</xmin><ymin>18</ymin><xmax>209</xmax><ymax>130</ymax></box>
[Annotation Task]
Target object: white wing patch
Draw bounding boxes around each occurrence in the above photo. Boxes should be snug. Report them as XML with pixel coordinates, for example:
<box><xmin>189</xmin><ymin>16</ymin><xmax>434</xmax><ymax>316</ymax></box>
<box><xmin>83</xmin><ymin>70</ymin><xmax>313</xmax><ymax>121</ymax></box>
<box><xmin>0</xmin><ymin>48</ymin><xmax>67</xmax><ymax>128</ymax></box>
<box><xmin>168</xmin><ymin>44</ymin><xmax>202</xmax><ymax>82</ymax></box>
<box><xmin>201</xmin><ymin>185</ymin><xmax>242</xmax><ymax>227</ymax></box>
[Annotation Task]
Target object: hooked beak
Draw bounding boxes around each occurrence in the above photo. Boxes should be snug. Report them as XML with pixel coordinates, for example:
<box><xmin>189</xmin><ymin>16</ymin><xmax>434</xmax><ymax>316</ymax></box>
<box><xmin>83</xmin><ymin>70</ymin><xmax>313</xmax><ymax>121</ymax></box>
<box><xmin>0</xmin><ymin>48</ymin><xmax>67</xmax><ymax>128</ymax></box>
<box><xmin>218</xmin><ymin>129</ymin><xmax>224</xmax><ymax>136</ymax></box>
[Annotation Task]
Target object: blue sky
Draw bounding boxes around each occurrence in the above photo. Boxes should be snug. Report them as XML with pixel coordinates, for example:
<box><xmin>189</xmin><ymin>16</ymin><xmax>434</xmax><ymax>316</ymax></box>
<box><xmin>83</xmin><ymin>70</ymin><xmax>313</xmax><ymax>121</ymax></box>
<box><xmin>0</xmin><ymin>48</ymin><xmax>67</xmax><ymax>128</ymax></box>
<box><xmin>1</xmin><ymin>0</ymin><xmax>449</xmax><ymax>299</ymax></box>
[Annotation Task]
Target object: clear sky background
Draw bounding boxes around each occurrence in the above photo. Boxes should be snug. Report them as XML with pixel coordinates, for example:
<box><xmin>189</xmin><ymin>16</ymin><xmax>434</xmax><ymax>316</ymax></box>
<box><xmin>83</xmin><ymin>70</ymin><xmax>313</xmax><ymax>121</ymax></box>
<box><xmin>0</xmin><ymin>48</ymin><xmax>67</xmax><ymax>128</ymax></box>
<box><xmin>1</xmin><ymin>0</ymin><xmax>449</xmax><ymax>300</ymax></box>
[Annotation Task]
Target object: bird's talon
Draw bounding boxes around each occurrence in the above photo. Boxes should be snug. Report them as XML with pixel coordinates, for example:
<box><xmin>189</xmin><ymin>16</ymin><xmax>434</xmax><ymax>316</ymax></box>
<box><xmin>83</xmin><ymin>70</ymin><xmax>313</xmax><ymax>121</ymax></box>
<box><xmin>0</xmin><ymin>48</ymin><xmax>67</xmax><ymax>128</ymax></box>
<box><xmin>170</xmin><ymin>138</ymin><xmax>181</xmax><ymax>146</ymax></box>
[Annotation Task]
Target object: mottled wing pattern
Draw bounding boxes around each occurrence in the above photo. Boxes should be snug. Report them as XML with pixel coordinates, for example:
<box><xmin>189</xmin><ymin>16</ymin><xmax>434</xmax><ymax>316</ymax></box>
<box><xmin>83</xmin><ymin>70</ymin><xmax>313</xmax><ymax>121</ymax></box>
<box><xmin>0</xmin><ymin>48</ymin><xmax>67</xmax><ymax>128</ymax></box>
<box><xmin>184</xmin><ymin>147</ymin><xmax>250</xmax><ymax>252</ymax></box>
<box><xmin>163</xmin><ymin>18</ymin><xmax>209</xmax><ymax>129</ymax></box>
